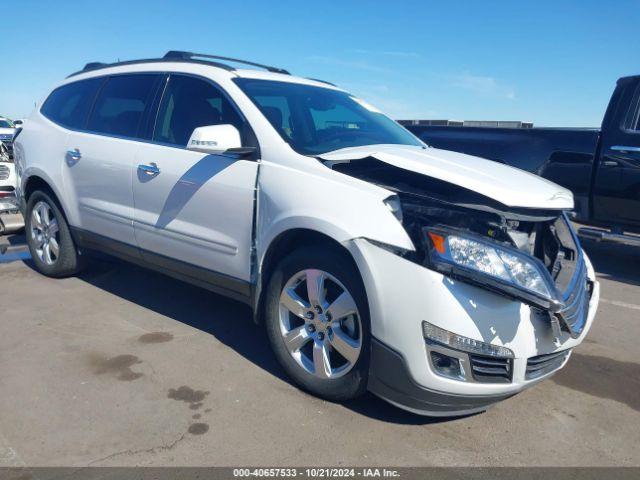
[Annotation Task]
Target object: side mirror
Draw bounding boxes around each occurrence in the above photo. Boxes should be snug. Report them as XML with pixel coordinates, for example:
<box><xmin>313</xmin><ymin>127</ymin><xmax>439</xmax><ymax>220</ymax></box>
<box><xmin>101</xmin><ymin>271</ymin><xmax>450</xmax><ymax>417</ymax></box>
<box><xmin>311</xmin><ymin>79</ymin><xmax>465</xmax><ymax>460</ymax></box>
<box><xmin>187</xmin><ymin>124</ymin><xmax>242</xmax><ymax>154</ymax></box>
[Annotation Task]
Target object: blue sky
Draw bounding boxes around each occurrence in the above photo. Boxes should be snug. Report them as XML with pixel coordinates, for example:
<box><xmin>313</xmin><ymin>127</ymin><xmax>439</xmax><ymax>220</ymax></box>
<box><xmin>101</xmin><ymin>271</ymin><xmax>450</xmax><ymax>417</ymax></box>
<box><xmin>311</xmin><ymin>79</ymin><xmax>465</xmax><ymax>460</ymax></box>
<box><xmin>3</xmin><ymin>0</ymin><xmax>639</xmax><ymax>126</ymax></box>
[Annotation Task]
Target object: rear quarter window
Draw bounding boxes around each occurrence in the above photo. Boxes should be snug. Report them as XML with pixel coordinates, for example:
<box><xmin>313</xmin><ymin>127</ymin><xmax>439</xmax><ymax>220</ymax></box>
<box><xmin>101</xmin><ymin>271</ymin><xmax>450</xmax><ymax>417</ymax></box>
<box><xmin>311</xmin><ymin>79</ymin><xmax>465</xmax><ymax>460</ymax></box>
<box><xmin>40</xmin><ymin>78</ymin><xmax>103</xmax><ymax>129</ymax></box>
<box><xmin>87</xmin><ymin>74</ymin><xmax>160</xmax><ymax>139</ymax></box>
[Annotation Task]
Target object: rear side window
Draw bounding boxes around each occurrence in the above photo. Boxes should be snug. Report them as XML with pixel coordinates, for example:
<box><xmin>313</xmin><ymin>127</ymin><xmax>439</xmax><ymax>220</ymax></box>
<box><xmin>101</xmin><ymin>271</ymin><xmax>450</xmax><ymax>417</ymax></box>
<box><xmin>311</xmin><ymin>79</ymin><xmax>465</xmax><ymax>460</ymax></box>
<box><xmin>154</xmin><ymin>75</ymin><xmax>244</xmax><ymax>147</ymax></box>
<box><xmin>87</xmin><ymin>74</ymin><xmax>159</xmax><ymax>138</ymax></box>
<box><xmin>41</xmin><ymin>78</ymin><xmax>102</xmax><ymax>129</ymax></box>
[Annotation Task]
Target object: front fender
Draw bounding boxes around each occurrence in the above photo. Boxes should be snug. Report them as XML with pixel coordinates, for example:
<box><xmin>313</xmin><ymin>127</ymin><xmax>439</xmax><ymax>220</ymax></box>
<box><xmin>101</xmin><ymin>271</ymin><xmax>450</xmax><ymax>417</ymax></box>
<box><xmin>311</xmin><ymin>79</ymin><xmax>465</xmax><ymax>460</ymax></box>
<box><xmin>256</xmin><ymin>160</ymin><xmax>415</xmax><ymax>267</ymax></box>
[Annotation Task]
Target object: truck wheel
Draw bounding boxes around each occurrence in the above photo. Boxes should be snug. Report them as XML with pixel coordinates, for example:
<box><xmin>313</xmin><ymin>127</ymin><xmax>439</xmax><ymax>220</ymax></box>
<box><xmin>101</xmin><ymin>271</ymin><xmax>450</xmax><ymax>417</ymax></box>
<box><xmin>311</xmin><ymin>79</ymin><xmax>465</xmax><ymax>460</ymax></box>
<box><xmin>264</xmin><ymin>246</ymin><xmax>370</xmax><ymax>401</ymax></box>
<box><xmin>25</xmin><ymin>190</ymin><xmax>84</xmax><ymax>277</ymax></box>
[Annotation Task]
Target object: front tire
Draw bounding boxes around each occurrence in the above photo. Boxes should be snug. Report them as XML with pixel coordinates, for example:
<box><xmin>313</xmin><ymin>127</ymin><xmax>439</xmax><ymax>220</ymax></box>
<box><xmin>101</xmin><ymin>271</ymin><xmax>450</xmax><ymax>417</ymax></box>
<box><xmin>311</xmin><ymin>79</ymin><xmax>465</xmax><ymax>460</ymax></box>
<box><xmin>25</xmin><ymin>190</ymin><xmax>83</xmax><ymax>277</ymax></box>
<box><xmin>264</xmin><ymin>246</ymin><xmax>370</xmax><ymax>401</ymax></box>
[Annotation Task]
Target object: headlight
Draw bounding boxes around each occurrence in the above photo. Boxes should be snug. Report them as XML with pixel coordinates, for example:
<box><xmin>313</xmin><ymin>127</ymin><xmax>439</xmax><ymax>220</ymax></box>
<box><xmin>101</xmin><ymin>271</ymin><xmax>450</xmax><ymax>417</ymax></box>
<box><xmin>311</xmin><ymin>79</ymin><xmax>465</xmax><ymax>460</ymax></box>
<box><xmin>425</xmin><ymin>227</ymin><xmax>560</xmax><ymax>311</ymax></box>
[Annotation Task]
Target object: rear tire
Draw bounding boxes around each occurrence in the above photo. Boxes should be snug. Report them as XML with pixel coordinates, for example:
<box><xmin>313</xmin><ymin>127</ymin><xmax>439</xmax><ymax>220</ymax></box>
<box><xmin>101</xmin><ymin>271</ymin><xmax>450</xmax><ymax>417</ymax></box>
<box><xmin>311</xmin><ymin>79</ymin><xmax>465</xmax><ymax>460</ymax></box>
<box><xmin>264</xmin><ymin>246</ymin><xmax>370</xmax><ymax>401</ymax></box>
<box><xmin>25</xmin><ymin>190</ymin><xmax>84</xmax><ymax>277</ymax></box>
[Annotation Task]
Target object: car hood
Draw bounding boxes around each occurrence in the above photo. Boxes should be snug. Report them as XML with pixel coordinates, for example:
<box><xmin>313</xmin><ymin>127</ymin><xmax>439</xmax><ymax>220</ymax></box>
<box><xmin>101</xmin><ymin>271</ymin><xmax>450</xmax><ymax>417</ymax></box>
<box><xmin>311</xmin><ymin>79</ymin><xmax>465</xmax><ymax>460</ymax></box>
<box><xmin>0</xmin><ymin>127</ymin><xmax>15</xmax><ymax>136</ymax></box>
<box><xmin>319</xmin><ymin>144</ymin><xmax>573</xmax><ymax>210</ymax></box>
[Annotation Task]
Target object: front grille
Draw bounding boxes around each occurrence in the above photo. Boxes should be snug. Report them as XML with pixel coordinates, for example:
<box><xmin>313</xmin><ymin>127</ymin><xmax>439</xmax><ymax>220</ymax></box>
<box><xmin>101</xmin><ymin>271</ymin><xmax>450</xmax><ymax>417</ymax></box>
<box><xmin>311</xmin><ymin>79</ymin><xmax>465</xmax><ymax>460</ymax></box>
<box><xmin>469</xmin><ymin>354</ymin><xmax>512</xmax><ymax>383</ymax></box>
<box><xmin>0</xmin><ymin>165</ymin><xmax>9</xmax><ymax>180</ymax></box>
<box><xmin>526</xmin><ymin>350</ymin><xmax>570</xmax><ymax>380</ymax></box>
<box><xmin>556</xmin><ymin>259</ymin><xmax>590</xmax><ymax>337</ymax></box>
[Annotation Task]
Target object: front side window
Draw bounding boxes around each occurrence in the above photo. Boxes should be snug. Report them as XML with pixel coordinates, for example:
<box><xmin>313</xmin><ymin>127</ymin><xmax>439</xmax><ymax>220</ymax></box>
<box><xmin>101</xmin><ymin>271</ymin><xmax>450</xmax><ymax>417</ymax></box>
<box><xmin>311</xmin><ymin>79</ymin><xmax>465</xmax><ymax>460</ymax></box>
<box><xmin>40</xmin><ymin>78</ymin><xmax>103</xmax><ymax>129</ymax></box>
<box><xmin>154</xmin><ymin>75</ymin><xmax>244</xmax><ymax>147</ymax></box>
<box><xmin>0</xmin><ymin>119</ymin><xmax>14</xmax><ymax>128</ymax></box>
<box><xmin>87</xmin><ymin>74</ymin><xmax>159</xmax><ymax>138</ymax></box>
<box><xmin>234</xmin><ymin>78</ymin><xmax>422</xmax><ymax>155</ymax></box>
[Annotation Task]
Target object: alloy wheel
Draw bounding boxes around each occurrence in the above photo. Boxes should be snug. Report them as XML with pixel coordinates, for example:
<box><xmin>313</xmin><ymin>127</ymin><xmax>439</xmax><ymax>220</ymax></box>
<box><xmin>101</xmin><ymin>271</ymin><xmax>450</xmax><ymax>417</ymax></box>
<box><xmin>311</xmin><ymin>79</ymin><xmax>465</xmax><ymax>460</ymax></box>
<box><xmin>278</xmin><ymin>269</ymin><xmax>362</xmax><ymax>379</ymax></box>
<box><xmin>30</xmin><ymin>201</ymin><xmax>60</xmax><ymax>265</ymax></box>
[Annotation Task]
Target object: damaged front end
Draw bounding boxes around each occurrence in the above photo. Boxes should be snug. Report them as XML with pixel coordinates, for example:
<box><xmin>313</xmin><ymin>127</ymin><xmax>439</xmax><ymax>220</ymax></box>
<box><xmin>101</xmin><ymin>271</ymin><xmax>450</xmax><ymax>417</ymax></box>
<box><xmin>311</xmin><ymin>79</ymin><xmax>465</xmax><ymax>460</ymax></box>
<box><xmin>328</xmin><ymin>156</ymin><xmax>592</xmax><ymax>339</ymax></box>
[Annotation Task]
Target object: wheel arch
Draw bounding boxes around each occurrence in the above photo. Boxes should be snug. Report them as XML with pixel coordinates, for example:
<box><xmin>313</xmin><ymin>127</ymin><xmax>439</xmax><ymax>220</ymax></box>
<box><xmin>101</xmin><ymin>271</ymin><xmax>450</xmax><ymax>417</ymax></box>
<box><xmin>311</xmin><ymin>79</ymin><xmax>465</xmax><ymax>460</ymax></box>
<box><xmin>22</xmin><ymin>174</ymin><xmax>75</xmax><ymax>229</ymax></box>
<box><xmin>24</xmin><ymin>175</ymin><xmax>56</xmax><ymax>201</ymax></box>
<box><xmin>252</xmin><ymin>227</ymin><xmax>365</xmax><ymax>324</ymax></box>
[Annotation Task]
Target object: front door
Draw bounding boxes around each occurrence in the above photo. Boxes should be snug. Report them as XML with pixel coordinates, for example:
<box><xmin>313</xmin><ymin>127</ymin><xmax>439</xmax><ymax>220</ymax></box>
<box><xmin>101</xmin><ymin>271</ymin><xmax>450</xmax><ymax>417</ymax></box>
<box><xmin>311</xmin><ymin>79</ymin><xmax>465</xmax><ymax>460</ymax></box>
<box><xmin>132</xmin><ymin>74</ymin><xmax>258</xmax><ymax>283</ymax></box>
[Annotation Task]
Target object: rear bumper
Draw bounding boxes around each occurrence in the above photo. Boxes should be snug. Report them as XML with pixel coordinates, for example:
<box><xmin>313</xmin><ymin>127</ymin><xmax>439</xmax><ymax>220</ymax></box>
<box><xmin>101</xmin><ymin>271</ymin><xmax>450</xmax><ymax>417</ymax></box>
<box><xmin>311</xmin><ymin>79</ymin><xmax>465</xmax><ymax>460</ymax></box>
<box><xmin>368</xmin><ymin>338</ymin><xmax>516</xmax><ymax>416</ymax></box>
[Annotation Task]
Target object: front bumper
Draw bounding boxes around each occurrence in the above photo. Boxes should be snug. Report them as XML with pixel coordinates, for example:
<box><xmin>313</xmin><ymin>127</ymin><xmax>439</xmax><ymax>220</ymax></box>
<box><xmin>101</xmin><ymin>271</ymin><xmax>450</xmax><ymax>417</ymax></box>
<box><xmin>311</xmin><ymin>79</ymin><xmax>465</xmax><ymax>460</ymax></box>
<box><xmin>347</xmin><ymin>238</ymin><xmax>600</xmax><ymax>415</ymax></box>
<box><xmin>368</xmin><ymin>338</ymin><xmax>516</xmax><ymax>416</ymax></box>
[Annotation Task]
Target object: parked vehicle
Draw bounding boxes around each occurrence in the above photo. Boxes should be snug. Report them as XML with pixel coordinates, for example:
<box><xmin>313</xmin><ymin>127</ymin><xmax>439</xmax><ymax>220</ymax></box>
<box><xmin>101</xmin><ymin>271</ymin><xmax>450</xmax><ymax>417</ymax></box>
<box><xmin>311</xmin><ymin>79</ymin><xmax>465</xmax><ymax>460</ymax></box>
<box><xmin>14</xmin><ymin>51</ymin><xmax>599</xmax><ymax>416</ymax></box>
<box><xmin>0</xmin><ymin>142</ymin><xmax>22</xmax><ymax>234</ymax></box>
<box><xmin>404</xmin><ymin>75</ymin><xmax>640</xmax><ymax>246</ymax></box>
<box><xmin>0</xmin><ymin>117</ymin><xmax>16</xmax><ymax>158</ymax></box>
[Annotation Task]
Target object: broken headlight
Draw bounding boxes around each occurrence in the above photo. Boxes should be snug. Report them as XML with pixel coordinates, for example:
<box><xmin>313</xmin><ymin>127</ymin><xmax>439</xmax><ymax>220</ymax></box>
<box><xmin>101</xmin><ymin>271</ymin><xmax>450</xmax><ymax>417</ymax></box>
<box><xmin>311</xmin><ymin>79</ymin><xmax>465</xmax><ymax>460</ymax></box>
<box><xmin>425</xmin><ymin>228</ymin><xmax>561</xmax><ymax>312</ymax></box>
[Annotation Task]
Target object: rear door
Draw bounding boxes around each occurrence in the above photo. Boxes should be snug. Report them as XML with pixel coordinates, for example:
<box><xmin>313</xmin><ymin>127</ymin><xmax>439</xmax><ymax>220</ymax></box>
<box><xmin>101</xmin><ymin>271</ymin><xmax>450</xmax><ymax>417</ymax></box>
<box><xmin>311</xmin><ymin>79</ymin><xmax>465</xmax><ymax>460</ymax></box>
<box><xmin>64</xmin><ymin>73</ymin><xmax>162</xmax><ymax>247</ymax></box>
<box><xmin>593</xmin><ymin>78</ymin><xmax>640</xmax><ymax>227</ymax></box>
<box><xmin>132</xmin><ymin>74</ymin><xmax>258</xmax><ymax>285</ymax></box>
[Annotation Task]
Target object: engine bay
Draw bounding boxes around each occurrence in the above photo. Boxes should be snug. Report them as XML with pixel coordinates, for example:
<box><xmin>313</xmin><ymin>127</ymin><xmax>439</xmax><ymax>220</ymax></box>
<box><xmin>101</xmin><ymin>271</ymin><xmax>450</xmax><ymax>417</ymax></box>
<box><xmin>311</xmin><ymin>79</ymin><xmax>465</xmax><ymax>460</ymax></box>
<box><xmin>327</xmin><ymin>156</ymin><xmax>580</xmax><ymax>289</ymax></box>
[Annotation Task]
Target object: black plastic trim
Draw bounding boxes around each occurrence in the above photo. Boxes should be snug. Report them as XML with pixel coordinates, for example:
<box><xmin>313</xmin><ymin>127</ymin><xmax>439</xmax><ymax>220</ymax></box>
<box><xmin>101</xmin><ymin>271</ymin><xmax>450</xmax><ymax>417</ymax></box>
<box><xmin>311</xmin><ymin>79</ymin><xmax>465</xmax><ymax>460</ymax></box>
<box><xmin>71</xmin><ymin>227</ymin><xmax>253</xmax><ymax>305</ymax></box>
<box><xmin>368</xmin><ymin>338</ymin><xmax>517</xmax><ymax>415</ymax></box>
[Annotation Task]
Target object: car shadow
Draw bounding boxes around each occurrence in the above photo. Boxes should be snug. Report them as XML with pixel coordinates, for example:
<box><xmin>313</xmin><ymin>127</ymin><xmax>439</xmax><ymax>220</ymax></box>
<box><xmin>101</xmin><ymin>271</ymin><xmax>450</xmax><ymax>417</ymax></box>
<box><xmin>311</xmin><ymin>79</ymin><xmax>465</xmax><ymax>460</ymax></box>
<box><xmin>0</xmin><ymin>233</ymin><xmax>29</xmax><ymax>263</ymax></box>
<box><xmin>580</xmin><ymin>238</ymin><xmax>640</xmax><ymax>286</ymax></box>
<box><xmin>153</xmin><ymin>154</ymin><xmax>236</xmax><ymax>229</ymax></box>
<box><xmin>65</xmin><ymin>255</ymin><xmax>464</xmax><ymax>425</ymax></box>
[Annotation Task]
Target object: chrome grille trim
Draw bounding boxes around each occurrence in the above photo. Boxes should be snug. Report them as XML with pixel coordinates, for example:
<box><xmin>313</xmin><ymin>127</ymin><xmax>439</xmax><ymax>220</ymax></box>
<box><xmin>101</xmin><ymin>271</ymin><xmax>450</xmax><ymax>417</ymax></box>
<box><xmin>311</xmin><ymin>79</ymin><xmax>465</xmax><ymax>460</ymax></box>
<box><xmin>556</xmin><ymin>257</ymin><xmax>590</xmax><ymax>337</ymax></box>
<box><xmin>0</xmin><ymin>165</ymin><xmax>9</xmax><ymax>180</ymax></box>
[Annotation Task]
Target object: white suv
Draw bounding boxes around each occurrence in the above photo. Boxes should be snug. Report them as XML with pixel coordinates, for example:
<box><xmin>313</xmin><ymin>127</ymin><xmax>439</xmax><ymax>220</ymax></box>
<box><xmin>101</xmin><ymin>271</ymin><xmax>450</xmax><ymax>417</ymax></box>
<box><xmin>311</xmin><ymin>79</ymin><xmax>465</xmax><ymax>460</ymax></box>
<box><xmin>14</xmin><ymin>51</ymin><xmax>599</xmax><ymax>416</ymax></box>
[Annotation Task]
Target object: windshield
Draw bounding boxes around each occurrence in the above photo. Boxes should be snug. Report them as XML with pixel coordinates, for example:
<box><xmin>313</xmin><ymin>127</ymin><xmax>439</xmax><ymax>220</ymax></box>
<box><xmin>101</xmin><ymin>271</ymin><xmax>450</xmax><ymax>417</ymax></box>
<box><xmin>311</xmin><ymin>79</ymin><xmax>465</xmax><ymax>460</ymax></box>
<box><xmin>234</xmin><ymin>79</ymin><xmax>422</xmax><ymax>155</ymax></box>
<box><xmin>0</xmin><ymin>120</ymin><xmax>14</xmax><ymax>128</ymax></box>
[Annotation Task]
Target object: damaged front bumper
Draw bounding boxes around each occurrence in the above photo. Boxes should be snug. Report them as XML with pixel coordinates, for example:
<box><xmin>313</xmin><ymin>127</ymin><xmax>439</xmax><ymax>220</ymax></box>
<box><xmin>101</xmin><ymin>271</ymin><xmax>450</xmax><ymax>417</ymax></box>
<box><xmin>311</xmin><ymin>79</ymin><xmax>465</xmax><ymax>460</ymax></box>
<box><xmin>347</xmin><ymin>238</ymin><xmax>599</xmax><ymax>416</ymax></box>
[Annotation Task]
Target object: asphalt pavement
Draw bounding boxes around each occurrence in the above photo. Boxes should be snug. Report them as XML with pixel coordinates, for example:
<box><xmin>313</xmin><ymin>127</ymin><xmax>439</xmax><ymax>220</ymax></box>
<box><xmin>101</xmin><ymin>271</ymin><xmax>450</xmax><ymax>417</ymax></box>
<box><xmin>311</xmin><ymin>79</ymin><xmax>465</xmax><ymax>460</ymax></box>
<box><xmin>0</xmin><ymin>232</ymin><xmax>638</xmax><ymax>467</ymax></box>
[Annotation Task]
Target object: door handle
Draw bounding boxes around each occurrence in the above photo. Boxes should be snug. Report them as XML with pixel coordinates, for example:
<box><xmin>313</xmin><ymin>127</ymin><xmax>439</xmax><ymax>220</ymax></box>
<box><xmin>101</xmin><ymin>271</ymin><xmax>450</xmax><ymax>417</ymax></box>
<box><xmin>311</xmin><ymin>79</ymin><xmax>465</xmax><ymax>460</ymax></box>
<box><xmin>602</xmin><ymin>160</ymin><xmax>620</xmax><ymax>167</ymax></box>
<box><xmin>66</xmin><ymin>148</ymin><xmax>82</xmax><ymax>161</ymax></box>
<box><xmin>610</xmin><ymin>145</ymin><xmax>640</xmax><ymax>153</ymax></box>
<box><xmin>138</xmin><ymin>162</ymin><xmax>161</xmax><ymax>176</ymax></box>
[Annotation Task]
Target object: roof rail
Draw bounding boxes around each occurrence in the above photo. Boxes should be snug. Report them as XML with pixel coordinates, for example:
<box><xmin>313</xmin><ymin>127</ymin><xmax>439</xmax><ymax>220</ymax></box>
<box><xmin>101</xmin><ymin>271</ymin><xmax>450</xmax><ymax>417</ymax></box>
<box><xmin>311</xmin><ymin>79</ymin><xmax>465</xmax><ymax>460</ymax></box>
<box><xmin>68</xmin><ymin>51</ymin><xmax>290</xmax><ymax>78</ymax></box>
<box><xmin>163</xmin><ymin>51</ymin><xmax>290</xmax><ymax>75</ymax></box>
<box><xmin>83</xmin><ymin>62</ymin><xmax>108</xmax><ymax>72</ymax></box>
<box><xmin>306</xmin><ymin>77</ymin><xmax>336</xmax><ymax>86</ymax></box>
<box><xmin>68</xmin><ymin>57</ymin><xmax>234</xmax><ymax>78</ymax></box>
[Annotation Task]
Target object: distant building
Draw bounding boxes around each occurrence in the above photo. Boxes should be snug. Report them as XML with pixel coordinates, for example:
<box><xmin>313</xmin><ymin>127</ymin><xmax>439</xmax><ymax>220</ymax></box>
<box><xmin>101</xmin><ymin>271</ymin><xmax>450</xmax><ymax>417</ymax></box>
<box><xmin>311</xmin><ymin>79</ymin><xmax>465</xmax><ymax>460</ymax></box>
<box><xmin>398</xmin><ymin>119</ymin><xmax>534</xmax><ymax>129</ymax></box>
<box><xmin>397</xmin><ymin>119</ymin><xmax>464</xmax><ymax>127</ymax></box>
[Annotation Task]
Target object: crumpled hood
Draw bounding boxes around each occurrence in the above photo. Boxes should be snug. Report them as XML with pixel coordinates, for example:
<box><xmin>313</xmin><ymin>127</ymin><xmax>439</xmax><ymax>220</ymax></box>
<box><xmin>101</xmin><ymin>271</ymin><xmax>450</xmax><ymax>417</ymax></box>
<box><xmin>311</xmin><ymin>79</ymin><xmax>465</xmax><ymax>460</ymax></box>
<box><xmin>319</xmin><ymin>144</ymin><xmax>574</xmax><ymax>210</ymax></box>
